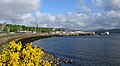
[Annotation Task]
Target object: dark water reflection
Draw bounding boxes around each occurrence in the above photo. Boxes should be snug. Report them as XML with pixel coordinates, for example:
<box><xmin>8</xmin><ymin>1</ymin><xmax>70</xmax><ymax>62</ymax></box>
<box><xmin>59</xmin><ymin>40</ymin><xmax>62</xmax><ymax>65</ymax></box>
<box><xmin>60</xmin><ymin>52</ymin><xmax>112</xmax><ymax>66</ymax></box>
<box><xmin>33</xmin><ymin>34</ymin><xmax>120</xmax><ymax>66</ymax></box>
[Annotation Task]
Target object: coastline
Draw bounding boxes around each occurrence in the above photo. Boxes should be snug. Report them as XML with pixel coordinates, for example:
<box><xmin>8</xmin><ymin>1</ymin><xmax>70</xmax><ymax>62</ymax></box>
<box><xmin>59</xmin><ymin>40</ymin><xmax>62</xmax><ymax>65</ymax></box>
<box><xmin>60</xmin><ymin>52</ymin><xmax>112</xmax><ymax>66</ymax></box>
<box><xmin>0</xmin><ymin>33</ymin><xmax>90</xmax><ymax>66</ymax></box>
<box><xmin>0</xmin><ymin>33</ymin><xmax>94</xmax><ymax>65</ymax></box>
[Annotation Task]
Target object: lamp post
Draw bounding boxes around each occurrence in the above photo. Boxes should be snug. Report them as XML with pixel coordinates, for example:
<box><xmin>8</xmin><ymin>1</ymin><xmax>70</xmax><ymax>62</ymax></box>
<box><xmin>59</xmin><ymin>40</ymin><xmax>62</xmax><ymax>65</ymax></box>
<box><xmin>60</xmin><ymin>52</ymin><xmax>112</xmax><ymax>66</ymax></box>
<box><xmin>8</xmin><ymin>18</ymin><xmax>11</xmax><ymax>33</ymax></box>
<box><xmin>35</xmin><ymin>18</ymin><xmax>37</xmax><ymax>33</ymax></box>
<box><xmin>34</xmin><ymin>17</ymin><xmax>38</xmax><ymax>33</ymax></box>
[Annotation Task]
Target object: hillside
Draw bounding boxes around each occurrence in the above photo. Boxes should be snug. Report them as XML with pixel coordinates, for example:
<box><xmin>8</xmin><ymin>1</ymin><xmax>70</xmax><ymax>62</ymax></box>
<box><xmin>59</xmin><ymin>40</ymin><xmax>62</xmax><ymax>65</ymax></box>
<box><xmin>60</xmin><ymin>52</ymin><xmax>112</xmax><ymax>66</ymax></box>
<box><xmin>2</xmin><ymin>24</ymin><xmax>54</xmax><ymax>33</ymax></box>
<box><xmin>95</xmin><ymin>29</ymin><xmax>120</xmax><ymax>33</ymax></box>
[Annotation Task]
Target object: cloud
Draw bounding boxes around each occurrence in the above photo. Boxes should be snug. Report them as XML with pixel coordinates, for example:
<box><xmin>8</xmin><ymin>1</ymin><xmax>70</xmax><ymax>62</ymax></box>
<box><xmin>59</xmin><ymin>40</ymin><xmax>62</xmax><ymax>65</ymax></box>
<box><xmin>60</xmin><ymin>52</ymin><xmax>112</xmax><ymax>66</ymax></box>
<box><xmin>75</xmin><ymin>0</ymin><xmax>120</xmax><ymax>30</ymax></box>
<box><xmin>0</xmin><ymin>0</ymin><xmax>40</xmax><ymax>25</ymax></box>
<box><xmin>93</xmin><ymin>0</ymin><xmax>120</xmax><ymax>11</ymax></box>
<box><xmin>0</xmin><ymin>0</ymin><xmax>120</xmax><ymax>30</ymax></box>
<box><xmin>34</xmin><ymin>11</ymin><xmax>91</xmax><ymax>29</ymax></box>
<box><xmin>35</xmin><ymin>12</ymin><xmax>56</xmax><ymax>27</ymax></box>
<box><xmin>90</xmin><ymin>0</ymin><xmax>120</xmax><ymax>29</ymax></box>
<box><xmin>93</xmin><ymin>10</ymin><xmax>120</xmax><ymax>29</ymax></box>
<box><xmin>0</xmin><ymin>0</ymin><xmax>92</xmax><ymax>30</ymax></box>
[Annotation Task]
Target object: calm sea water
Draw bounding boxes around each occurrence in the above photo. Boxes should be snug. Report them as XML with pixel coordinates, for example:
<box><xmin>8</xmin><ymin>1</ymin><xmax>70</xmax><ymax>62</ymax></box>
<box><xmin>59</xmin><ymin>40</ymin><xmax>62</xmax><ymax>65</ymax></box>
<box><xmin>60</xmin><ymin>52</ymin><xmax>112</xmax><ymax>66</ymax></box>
<box><xmin>33</xmin><ymin>34</ymin><xmax>120</xmax><ymax>66</ymax></box>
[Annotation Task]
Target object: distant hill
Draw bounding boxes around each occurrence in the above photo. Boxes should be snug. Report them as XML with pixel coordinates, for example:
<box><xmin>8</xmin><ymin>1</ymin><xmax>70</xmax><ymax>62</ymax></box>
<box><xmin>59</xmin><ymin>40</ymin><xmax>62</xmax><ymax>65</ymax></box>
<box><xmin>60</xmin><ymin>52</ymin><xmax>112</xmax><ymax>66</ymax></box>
<box><xmin>95</xmin><ymin>29</ymin><xmax>120</xmax><ymax>33</ymax></box>
<box><xmin>2</xmin><ymin>24</ymin><xmax>54</xmax><ymax>33</ymax></box>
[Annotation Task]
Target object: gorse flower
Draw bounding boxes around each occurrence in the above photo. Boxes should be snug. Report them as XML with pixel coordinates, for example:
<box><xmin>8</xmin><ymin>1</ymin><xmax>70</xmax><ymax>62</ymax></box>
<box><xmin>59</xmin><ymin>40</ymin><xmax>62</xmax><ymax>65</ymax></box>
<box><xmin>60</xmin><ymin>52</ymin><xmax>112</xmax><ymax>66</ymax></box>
<box><xmin>0</xmin><ymin>41</ymin><xmax>51</xmax><ymax>66</ymax></box>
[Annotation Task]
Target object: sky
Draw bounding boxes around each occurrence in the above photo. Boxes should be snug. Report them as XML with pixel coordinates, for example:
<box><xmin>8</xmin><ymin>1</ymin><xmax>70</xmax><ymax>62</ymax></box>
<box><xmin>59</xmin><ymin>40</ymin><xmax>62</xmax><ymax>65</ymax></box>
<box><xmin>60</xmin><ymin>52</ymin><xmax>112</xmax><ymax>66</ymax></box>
<box><xmin>40</xmin><ymin>0</ymin><xmax>77</xmax><ymax>15</ymax></box>
<box><xmin>0</xmin><ymin>0</ymin><xmax>120</xmax><ymax>30</ymax></box>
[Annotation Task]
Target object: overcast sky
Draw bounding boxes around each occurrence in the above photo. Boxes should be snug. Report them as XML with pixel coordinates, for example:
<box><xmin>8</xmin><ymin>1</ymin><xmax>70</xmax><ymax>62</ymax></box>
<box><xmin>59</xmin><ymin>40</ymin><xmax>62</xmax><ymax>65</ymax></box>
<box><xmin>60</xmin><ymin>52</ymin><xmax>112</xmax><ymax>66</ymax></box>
<box><xmin>0</xmin><ymin>0</ymin><xmax>120</xmax><ymax>30</ymax></box>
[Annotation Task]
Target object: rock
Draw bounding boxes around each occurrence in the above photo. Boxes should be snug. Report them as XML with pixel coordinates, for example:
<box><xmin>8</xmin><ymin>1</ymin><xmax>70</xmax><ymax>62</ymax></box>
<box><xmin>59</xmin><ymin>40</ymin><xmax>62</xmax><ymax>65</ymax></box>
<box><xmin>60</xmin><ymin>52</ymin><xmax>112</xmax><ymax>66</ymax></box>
<box><xmin>41</xmin><ymin>51</ymin><xmax>60</xmax><ymax>66</ymax></box>
<box><xmin>63</xmin><ymin>59</ymin><xmax>73</xmax><ymax>64</ymax></box>
<box><xmin>49</xmin><ymin>61</ymin><xmax>53</xmax><ymax>64</ymax></box>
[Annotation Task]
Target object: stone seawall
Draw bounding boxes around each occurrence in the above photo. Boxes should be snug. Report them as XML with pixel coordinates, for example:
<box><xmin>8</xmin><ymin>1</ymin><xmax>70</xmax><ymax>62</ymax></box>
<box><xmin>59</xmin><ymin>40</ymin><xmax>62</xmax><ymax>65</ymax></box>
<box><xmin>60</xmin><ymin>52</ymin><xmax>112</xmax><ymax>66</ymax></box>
<box><xmin>0</xmin><ymin>32</ymin><xmax>95</xmax><ymax>46</ymax></box>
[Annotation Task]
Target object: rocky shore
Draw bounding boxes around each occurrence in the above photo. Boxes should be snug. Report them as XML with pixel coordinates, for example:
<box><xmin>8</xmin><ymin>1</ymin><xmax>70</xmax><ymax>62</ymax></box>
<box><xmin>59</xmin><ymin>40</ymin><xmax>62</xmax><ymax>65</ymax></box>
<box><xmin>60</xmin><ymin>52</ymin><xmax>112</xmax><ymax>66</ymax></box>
<box><xmin>41</xmin><ymin>50</ymin><xmax>74</xmax><ymax>66</ymax></box>
<box><xmin>41</xmin><ymin>50</ymin><xmax>60</xmax><ymax>66</ymax></box>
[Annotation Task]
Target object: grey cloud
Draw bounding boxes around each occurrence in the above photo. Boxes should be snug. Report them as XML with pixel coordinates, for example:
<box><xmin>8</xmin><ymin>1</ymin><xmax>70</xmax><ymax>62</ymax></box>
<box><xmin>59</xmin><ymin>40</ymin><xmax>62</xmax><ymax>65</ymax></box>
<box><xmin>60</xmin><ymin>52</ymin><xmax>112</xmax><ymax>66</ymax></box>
<box><xmin>1</xmin><ymin>0</ymin><xmax>120</xmax><ymax>30</ymax></box>
<box><xmin>16</xmin><ymin>0</ymin><xmax>120</xmax><ymax>30</ymax></box>
<box><xmin>93</xmin><ymin>0</ymin><xmax>120</xmax><ymax>11</ymax></box>
<box><xmin>76</xmin><ymin>0</ymin><xmax>120</xmax><ymax>30</ymax></box>
<box><xmin>0</xmin><ymin>0</ymin><xmax>40</xmax><ymax>25</ymax></box>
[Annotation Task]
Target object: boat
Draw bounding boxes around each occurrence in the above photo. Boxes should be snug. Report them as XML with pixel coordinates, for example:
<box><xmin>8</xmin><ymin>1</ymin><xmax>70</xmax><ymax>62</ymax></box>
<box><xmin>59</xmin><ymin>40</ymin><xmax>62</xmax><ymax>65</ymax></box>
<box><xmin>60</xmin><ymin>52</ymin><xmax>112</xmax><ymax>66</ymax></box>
<box><xmin>98</xmin><ymin>31</ymin><xmax>110</xmax><ymax>35</ymax></box>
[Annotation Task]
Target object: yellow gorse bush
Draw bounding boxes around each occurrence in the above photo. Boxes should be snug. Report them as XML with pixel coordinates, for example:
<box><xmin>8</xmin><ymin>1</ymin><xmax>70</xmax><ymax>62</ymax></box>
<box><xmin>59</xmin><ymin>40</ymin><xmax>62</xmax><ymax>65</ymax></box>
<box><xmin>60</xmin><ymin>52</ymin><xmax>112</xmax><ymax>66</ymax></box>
<box><xmin>0</xmin><ymin>41</ymin><xmax>51</xmax><ymax>66</ymax></box>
